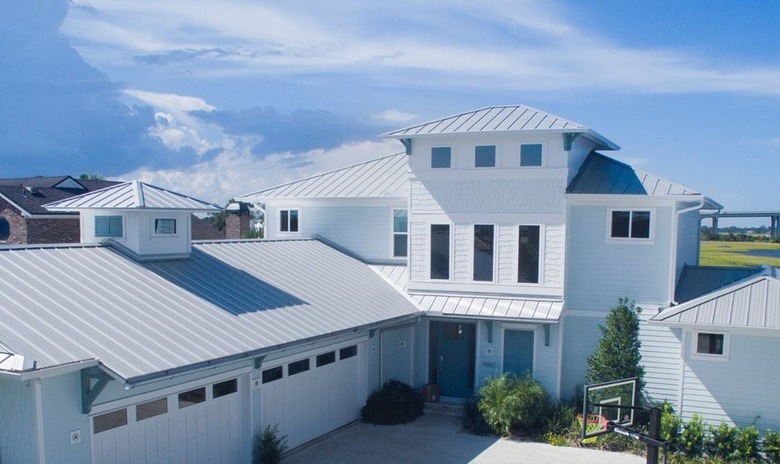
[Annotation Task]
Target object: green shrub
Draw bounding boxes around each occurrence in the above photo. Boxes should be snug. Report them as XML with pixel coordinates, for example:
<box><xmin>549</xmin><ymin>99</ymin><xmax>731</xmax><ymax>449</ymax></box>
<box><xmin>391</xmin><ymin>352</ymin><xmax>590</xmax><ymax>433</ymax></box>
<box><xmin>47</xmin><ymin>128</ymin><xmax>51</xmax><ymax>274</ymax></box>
<box><xmin>660</xmin><ymin>402</ymin><xmax>683</xmax><ymax>453</ymax></box>
<box><xmin>586</xmin><ymin>298</ymin><xmax>645</xmax><ymax>389</ymax></box>
<box><xmin>360</xmin><ymin>380</ymin><xmax>423</xmax><ymax>425</ymax></box>
<box><xmin>706</xmin><ymin>421</ymin><xmax>737</xmax><ymax>460</ymax></box>
<box><xmin>681</xmin><ymin>414</ymin><xmax>705</xmax><ymax>458</ymax></box>
<box><xmin>461</xmin><ymin>396</ymin><xmax>492</xmax><ymax>435</ymax></box>
<box><xmin>765</xmin><ymin>429</ymin><xmax>780</xmax><ymax>464</ymax></box>
<box><xmin>477</xmin><ymin>375</ymin><xmax>548</xmax><ymax>436</ymax></box>
<box><xmin>252</xmin><ymin>424</ymin><xmax>288</xmax><ymax>464</ymax></box>
<box><xmin>733</xmin><ymin>425</ymin><xmax>761</xmax><ymax>462</ymax></box>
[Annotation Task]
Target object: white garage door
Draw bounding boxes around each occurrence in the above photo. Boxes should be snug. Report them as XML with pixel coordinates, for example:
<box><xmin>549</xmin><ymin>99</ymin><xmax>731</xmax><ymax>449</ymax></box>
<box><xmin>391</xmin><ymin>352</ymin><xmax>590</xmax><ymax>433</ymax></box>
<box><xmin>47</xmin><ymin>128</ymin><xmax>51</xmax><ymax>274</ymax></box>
<box><xmin>91</xmin><ymin>374</ymin><xmax>248</xmax><ymax>464</ymax></box>
<box><xmin>259</xmin><ymin>341</ymin><xmax>367</xmax><ymax>449</ymax></box>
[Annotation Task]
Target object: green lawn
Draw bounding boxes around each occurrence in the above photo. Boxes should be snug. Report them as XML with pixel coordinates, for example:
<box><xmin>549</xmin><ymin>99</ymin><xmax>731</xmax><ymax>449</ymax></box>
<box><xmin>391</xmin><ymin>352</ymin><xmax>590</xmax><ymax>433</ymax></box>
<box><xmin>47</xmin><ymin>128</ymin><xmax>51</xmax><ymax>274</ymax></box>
<box><xmin>699</xmin><ymin>241</ymin><xmax>780</xmax><ymax>267</ymax></box>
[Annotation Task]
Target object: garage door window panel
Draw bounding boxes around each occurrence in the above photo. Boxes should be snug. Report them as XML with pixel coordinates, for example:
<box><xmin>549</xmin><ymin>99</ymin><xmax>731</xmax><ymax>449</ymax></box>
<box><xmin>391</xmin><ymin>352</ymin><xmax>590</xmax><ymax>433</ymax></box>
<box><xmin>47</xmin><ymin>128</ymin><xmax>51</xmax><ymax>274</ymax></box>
<box><xmin>288</xmin><ymin>359</ymin><xmax>310</xmax><ymax>376</ymax></box>
<box><xmin>339</xmin><ymin>345</ymin><xmax>357</xmax><ymax>360</ymax></box>
<box><xmin>317</xmin><ymin>351</ymin><xmax>336</xmax><ymax>367</ymax></box>
<box><xmin>94</xmin><ymin>409</ymin><xmax>128</xmax><ymax>433</ymax></box>
<box><xmin>262</xmin><ymin>366</ymin><xmax>283</xmax><ymax>384</ymax></box>
<box><xmin>178</xmin><ymin>387</ymin><xmax>206</xmax><ymax>408</ymax></box>
<box><xmin>136</xmin><ymin>398</ymin><xmax>168</xmax><ymax>421</ymax></box>
<box><xmin>213</xmin><ymin>378</ymin><xmax>238</xmax><ymax>398</ymax></box>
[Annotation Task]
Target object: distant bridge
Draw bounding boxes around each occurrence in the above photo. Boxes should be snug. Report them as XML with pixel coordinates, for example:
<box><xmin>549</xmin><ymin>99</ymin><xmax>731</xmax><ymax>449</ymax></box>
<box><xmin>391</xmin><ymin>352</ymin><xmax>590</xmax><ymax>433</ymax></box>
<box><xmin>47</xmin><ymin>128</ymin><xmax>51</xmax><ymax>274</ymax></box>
<box><xmin>700</xmin><ymin>211</ymin><xmax>780</xmax><ymax>239</ymax></box>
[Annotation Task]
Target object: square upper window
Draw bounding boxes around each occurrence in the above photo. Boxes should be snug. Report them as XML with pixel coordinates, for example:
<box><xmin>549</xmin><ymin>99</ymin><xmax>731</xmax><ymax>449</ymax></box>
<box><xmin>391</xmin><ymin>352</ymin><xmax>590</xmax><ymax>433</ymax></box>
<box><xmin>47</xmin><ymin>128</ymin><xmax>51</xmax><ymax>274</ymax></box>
<box><xmin>610</xmin><ymin>210</ymin><xmax>651</xmax><ymax>239</ymax></box>
<box><xmin>474</xmin><ymin>145</ymin><xmax>496</xmax><ymax>168</ymax></box>
<box><xmin>520</xmin><ymin>144</ymin><xmax>543</xmax><ymax>167</ymax></box>
<box><xmin>431</xmin><ymin>147</ymin><xmax>451</xmax><ymax>168</ymax></box>
<box><xmin>95</xmin><ymin>216</ymin><xmax>123</xmax><ymax>238</ymax></box>
<box><xmin>154</xmin><ymin>218</ymin><xmax>177</xmax><ymax>235</ymax></box>
<box><xmin>280</xmin><ymin>209</ymin><xmax>299</xmax><ymax>233</ymax></box>
<box><xmin>696</xmin><ymin>333</ymin><xmax>726</xmax><ymax>356</ymax></box>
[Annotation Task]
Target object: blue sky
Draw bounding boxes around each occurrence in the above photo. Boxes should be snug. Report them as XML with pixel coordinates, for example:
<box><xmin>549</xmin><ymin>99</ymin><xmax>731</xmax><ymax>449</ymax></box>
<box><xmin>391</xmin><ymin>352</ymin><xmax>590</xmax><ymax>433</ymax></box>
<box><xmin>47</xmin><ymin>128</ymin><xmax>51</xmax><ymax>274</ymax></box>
<box><xmin>2</xmin><ymin>0</ymin><xmax>778</xmax><ymax>225</ymax></box>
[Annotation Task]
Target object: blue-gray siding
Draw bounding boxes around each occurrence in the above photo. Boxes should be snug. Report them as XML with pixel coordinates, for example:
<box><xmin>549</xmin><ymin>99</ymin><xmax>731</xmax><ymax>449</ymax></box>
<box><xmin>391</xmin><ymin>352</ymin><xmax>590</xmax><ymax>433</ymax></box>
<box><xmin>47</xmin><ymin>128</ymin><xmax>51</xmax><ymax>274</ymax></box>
<box><xmin>560</xmin><ymin>313</ymin><xmax>604</xmax><ymax>398</ymax></box>
<box><xmin>0</xmin><ymin>378</ymin><xmax>39</xmax><ymax>464</ymax></box>
<box><xmin>675</xmin><ymin>210</ymin><xmax>700</xmax><ymax>281</ymax></box>
<box><xmin>638</xmin><ymin>311</ymin><xmax>682</xmax><ymax>408</ymax></box>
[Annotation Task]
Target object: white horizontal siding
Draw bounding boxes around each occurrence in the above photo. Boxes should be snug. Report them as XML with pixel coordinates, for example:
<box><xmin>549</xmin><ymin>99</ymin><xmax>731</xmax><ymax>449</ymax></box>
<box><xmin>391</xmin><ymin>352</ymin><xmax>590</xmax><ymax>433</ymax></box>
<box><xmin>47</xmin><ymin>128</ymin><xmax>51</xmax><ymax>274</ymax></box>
<box><xmin>639</xmin><ymin>310</ymin><xmax>681</xmax><ymax>409</ymax></box>
<box><xmin>303</xmin><ymin>206</ymin><xmax>395</xmax><ymax>261</ymax></box>
<box><xmin>0</xmin><ymin>379</ymin><xmax>39</xmax><ymax>464</ymax></box>
<box><xmin>680</xmin><ymin>332</ymin><xmax>780</xmax><ymax>430</ymax></box>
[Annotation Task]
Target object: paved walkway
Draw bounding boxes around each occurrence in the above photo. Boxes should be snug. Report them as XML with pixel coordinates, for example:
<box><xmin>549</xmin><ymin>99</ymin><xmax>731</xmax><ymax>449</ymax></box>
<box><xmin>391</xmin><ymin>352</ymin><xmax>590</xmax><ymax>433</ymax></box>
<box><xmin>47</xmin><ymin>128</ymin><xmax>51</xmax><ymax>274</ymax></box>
<box><xmin>283</xmin><ymin>414</ymin><xmax>645</xmax><ymax>464</ymax></box>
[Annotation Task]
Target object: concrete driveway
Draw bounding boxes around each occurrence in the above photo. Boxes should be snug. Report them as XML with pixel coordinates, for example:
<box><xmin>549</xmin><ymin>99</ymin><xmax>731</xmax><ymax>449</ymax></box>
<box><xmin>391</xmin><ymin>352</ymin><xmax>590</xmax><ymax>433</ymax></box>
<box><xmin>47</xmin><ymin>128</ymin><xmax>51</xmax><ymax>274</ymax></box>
<box><xmin>283</xmin><ymin>414</ymin><xmax>645</xmax><ymax>464</ymax></box>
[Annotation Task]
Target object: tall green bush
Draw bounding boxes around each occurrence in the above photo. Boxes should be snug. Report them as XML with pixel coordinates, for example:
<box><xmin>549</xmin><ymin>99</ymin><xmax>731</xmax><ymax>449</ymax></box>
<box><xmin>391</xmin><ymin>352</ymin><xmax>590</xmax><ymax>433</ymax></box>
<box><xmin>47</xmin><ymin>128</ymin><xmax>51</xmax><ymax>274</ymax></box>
<box><xmin>660</xmin><ymin>402</ymin><xmax>682</xmax><ymax>452</ymax></box>
<box><xmin>765</xmin><ymin>429</ymin><xmax>780</xmax><ymax>464</ymax></box>
<box><xmin>705</xmin><ymin>421</ymin><xmax>737</xmax><ymax>460</ymax></box>
<box><xmin>478</xmin><ymin>375</ymin><xmax>548</xmax><ymax>436</ymax></box>
<box><xmin>586</xmin><ymin>298</ymin><xmax>645</xmax><ymax>389</ymax></box>
<box><xmin>252</xmin><ymin>425</ymin><xmax>288</xmax><ymax>464</ymax></box>
<box><xmin>733</xmin><ymin>425</ymin><xmax>761</xmax><ymax>462</ymax></box>
<box><xmin>680</xmin><ymin>414</ymin><xmax>705</xmax><ymax>458</ymax></box>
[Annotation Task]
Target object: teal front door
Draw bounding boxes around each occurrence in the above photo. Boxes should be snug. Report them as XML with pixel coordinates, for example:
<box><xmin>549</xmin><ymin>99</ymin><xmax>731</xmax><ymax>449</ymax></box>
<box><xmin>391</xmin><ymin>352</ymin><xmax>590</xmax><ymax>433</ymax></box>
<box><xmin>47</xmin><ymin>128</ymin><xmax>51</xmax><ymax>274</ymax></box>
<box><xmin>429</xmin><ymin>321</ymin><xmax>476</xmax><ymax>398</ymax></box>
<box><xmin>503</xmin><ymin>329</ymin><xmax>534</xmax><ymax>377</ymax></box>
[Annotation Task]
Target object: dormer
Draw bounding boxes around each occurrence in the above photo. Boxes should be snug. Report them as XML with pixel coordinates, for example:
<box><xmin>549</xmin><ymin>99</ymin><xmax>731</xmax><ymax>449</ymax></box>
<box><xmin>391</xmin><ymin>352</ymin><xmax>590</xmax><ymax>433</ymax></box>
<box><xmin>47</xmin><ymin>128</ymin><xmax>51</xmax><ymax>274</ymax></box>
<box><xmin>44</xmin><ymin>181</ymin><xmax>221</xmax><ymax>261</ymax></box>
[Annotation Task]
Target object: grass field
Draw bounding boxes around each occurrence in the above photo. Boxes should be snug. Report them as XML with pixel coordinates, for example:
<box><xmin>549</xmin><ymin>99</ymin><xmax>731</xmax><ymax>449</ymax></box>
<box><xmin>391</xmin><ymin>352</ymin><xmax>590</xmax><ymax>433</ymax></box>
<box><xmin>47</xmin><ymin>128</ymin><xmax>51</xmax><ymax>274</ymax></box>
<box><xmin>699</xmin><ymin>241</ymin><xmax>780</xmax><ymax>267</ymax></box>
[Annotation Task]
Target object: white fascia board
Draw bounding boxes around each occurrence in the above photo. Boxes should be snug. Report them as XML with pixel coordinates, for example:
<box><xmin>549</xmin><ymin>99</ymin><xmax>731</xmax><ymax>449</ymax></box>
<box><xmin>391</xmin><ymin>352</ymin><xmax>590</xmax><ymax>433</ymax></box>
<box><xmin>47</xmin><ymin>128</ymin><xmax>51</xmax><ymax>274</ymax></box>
<box><xmin>648</xmin><ymin>320</ymin><xmax>780</xmax><ymax>337</ymax></box>
<box><xmin>0</xmin><ymin>358</ymin><xmax>100</xmax><ymax>381</ymax></box>
<box><xmin>259</xmin><ymin>196</ymin><xmax>407</xmax><ymax>208</ymax></box>
<box><xmin>565</xmin><ymin>194</ymin><xmax>701</xmax><ymax>207</ymax></box>
<box><xmin>0</xmin><ymin>192</ymin><xmax>32</xmax><ymax>217</ymax></box>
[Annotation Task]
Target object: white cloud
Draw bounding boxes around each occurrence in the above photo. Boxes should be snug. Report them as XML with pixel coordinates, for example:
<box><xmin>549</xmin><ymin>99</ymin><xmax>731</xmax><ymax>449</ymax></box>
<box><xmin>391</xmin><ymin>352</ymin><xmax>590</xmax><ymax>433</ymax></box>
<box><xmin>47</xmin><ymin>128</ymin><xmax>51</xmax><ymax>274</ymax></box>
<box><xmin>372</xmin><ymin>109</ymin><xmax>418</xmax><ymax>124</ymax></box>
<box><xmin>118</xmin><ymin>139</ymin><xmax>403</xmax><ymax>205</ymax></box>
<box><xmin>63</xmin><ymin>0</ymin><xmax>780</xmax><ymax>96</ymax></box>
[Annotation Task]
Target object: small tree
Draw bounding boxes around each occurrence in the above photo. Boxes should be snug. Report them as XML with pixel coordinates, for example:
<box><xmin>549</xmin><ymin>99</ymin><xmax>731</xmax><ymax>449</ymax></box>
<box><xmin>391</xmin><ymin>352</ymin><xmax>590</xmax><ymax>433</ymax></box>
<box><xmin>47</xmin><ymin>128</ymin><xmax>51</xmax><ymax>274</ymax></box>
<box><xmin>586</xmin><ymin>298</ymin><xmax>645</xmax><ymax>389</ymax></box>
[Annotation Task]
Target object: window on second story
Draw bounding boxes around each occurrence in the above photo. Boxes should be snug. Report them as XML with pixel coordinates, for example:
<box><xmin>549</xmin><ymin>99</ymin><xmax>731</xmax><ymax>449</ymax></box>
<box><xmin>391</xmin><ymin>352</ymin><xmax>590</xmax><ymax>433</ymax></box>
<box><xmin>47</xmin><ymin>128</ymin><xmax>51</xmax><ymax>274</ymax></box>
<box><xmin>473</xmin><ymin>224</ymin><xmax>494</xmax><ymax>281</ymax></box>
<box><xmin>95</xmin><ymin>216</ymin><xmax>123</xmax><ymax>238</ymax></box>
<box><xmin>610</xmin><ymin>210</ymin><xmax>651</xmax><ymax>239</ymax></box>
<box><xmin>431</xmin><ymin>147</ymin><xmax>451</xmax><ymax>169</ymax></box>
<box><xmin>518</xmin><ymin>225</ymin><xmax>540</xmax><ymax>284</ymax></box>
<box><xmin>0</xmin><ymin>218</ymin><xmax>10</xmax><ymax>241</ymax></box>
<box><xmin>280</xmin><ymin>209</ymin><xmax>299</xmax><ymax>233</ymax></box>
<box><xmin>430</xmin><ymin>224</ymin><xmax>450</xmax><ymax>280</ymax></box>
<box><xmin>154</xmin><ymin>218</ymin><xmax>177</xmax><ymax>235</ymax></box>
<box><xmin>475</xmin><ymin>145</ymin><xmax>496</xmax><ymax>168</ymax></box>
<box><xmin>392</xmin><ymin>209</ymin><xmax>408</xmax><ymax>258</ymax></box>
<box><xmin>695</xmin><ymin>332</ymin><xmax>726</xmax><ymax>357</ymax></box>
<box><xmin>520</xmin><ymin>144</ymin><xmax>543</xmax><ymax>167</ymax></box>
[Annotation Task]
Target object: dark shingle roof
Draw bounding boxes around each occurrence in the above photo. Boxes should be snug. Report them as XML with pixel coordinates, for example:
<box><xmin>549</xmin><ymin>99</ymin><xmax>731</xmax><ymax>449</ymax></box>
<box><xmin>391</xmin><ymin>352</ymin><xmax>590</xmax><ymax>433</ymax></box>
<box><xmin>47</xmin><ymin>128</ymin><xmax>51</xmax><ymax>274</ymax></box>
<box><xmin>0</xmin><ymin>176</ymin><xmax>120</xmax><ymax>215</ymax></box>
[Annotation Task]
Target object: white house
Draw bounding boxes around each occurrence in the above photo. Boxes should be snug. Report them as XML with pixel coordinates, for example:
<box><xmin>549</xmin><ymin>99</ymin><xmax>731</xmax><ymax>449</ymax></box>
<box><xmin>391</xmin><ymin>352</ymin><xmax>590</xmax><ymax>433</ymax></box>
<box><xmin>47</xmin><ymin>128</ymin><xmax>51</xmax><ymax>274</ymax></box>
<box><xmin>1</xmin><ymin>106</ymin><xmax>778</xmax><ymax>464</ymax></box>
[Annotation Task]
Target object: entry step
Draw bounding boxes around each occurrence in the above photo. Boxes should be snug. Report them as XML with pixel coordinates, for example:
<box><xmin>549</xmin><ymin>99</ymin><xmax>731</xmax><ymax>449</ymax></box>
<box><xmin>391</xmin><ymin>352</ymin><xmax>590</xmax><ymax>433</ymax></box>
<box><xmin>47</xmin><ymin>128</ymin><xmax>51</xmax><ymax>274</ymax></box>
<box><xmin>423</xmin><ymin>402</ymin><xmax>465</xmax><ymax>417</ymax></box>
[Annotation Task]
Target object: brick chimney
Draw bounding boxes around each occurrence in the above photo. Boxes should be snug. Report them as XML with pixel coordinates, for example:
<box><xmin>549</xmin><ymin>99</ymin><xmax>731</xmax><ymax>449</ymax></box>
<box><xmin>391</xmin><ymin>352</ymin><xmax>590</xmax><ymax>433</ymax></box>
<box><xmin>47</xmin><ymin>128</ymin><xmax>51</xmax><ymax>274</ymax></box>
<box><xmin>226</xmin><ymin>202</ymin><xmax>251</xmax><ymax>239</ymax></box>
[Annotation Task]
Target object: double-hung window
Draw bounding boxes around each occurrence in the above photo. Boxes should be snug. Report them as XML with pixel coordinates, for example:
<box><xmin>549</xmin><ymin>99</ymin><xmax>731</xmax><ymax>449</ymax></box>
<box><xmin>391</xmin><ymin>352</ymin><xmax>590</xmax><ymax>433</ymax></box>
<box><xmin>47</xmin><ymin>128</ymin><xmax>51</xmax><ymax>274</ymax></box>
<box><xmin>280</xmin><ymin>209</ymin><xmax>299</xmax><ymax>233</ymax></box>
<box><xmin>610</xmin><ymin>210</ymin><xmax>651</xmax><ymax>239</ymax></box>
<box><xmin>392</xmin><ymin>209</ymin><xmax>408</xmax><ymax>258</ymax></box>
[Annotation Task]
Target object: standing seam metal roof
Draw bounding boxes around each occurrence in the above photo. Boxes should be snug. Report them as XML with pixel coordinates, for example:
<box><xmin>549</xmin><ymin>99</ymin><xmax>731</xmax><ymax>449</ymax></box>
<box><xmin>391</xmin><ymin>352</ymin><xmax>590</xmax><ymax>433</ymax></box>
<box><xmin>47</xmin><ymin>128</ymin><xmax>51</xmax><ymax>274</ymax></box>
<box><xmin>0</xmin><ymin>240</ymin><xmax>421</xmax><ymax>383</ymax></box>
<box><xmin>43</xmin><ymin>181</ymin><xmax>221</xmax><ymax>211</ymax></box>
<box><xmin>237</xmin><ymin>152</ymin><xmax>409</xmax><ymax>200</ymax></box>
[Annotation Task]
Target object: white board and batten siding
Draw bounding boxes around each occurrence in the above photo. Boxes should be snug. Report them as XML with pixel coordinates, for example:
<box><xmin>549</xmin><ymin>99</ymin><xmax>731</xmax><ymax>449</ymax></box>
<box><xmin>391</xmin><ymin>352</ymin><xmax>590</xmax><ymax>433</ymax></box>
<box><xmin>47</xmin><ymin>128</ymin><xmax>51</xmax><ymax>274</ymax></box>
<box><xmin>257</xmin><ymin>340</ymin><xmax>369</xmax><ymax>450</ymax></box>
<box><xmin>679</xmin><ymin>332</ymin><xmax>780</xmax><ymax>430</ymax></box>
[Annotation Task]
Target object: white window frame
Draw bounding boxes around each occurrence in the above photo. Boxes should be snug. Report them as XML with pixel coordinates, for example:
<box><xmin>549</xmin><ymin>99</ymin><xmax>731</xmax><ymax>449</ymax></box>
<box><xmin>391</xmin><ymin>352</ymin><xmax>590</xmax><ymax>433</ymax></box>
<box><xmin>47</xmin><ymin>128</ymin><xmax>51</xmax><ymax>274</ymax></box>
<box><xmin>390</xmin><ymin>208</ymin><xmax>408</xmax><ymax>259</ymax></box>
<box><xmin>428</xmin><ymin>222</ymin><xmax>453</xmax><ymax>281</ymax></box>
<box><xmin>279</xmin><ymin>208</ymin><xmax>300</xmax><ymax>234</ymax></box>
<box><xmin>153</xmin><ymin>218</ymin><xmax>178</xmax><ymax>236</ymax></box>
<box><xmin>606</xmin><ymin>208</ymin><xmax>655</xmax><ymax>243</ymax></box>
<box><xmin>691</xmin><ymin>331</ymin><xmax>729</xmax><ymax>361</ymax></box>
<box><xmin>471</xmin><ymin>223</ymin><xmax>496</xmax><ymax>283</ymax></box>
<box><xmin>95</xmin><ymin>215</ymin><xmax>124</xmax><ymax>238</ymax></box>
<box><xmin>520</xmin><ymin>143</ymin><xmax>544</xmax><ymax>168</ymax></box>
<box><xmin>515</xmin><ymin>224</ymin><xmax>544</xmax><ymax>286</ymax></box>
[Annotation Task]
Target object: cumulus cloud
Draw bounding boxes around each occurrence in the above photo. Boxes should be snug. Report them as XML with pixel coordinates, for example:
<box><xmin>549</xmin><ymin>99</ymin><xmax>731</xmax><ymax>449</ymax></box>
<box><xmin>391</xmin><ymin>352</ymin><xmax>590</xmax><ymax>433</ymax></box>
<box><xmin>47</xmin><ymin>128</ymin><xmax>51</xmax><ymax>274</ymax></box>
<box><xmin>120</xmin><ymin>139</ymin><xmax>403</xmax><ymax>205</ymax></box>
<box><xmin>372</xmin><ymin>109</ymin><xmax>418</xmax><ymax>124</ymax></box>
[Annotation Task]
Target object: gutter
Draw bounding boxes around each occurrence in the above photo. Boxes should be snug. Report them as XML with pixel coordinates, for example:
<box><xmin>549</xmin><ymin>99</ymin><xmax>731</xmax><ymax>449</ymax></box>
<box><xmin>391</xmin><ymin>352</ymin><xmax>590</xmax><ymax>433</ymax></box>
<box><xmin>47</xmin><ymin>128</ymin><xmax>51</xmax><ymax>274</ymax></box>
<box><xmin>667</xmin><ymin>197</ymin><xmax>705</xmax><ymax>306</ymax></box>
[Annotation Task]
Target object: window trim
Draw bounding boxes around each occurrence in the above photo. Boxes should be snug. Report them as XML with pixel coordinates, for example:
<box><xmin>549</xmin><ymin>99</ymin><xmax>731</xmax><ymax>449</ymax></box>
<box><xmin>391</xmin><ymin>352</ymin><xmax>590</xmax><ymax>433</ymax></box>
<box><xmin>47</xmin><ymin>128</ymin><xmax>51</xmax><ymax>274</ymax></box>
<box><xmin>691</xmin><ymin>331</ymin><xmax>729</xmax><ymax>361</ymax></box>
<box><xmin>520</xmin><ymin>143</ymin><xmax>544</xmax><ymax>167</ymax></box>
<box><xmin>279</xmin><ymin>208</ymin><xmax>300</xmax><ymax>234</ymax></box>
<box><xmin>516</xmin><ymin>224</ymin><xmax>543</xmax><ymax>285</ymax></box>
<box><xmin>153</xmin><ymin>217</ymin><xmax>178</xmax><ymax>236</ymax></box>
<box><xmin>95</xmin><ymin>215</ymin><xmax>124</xmax><ymax>238</ymax></box>
<box><xmin>429</xmin><ymin>223</ymin><xmax>452</xmax><ymax>281</ymax></box>
<box><xmin>391</xmin><ymin>208</ymin><xmax>408</xmax><ymax>259</ymax></box>
<box><xmin>474</xmin><ymin>145</ymin><xmax>496</xmax><ymax>168</ymax></box>
<box><xmin>472</xmin><ymin>223</ymin><xmax>495</xmax><ymax>283</ymax></box>
<box><xmin>431</xmin><ymin>146</ymin><xmax>452</xmax><ymax>169</ymax></box>
<box><xmin>606</xmin><ymin>208</ymin><xmax>655</xmax><ymax>243</ymax></box>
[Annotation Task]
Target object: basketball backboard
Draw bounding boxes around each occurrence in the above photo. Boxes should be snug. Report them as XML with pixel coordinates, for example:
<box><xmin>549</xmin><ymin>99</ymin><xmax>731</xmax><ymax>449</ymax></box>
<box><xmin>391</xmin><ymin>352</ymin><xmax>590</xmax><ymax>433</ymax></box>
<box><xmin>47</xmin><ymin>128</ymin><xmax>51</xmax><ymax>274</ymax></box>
<box><xmin>580</xmin><ymin>377</ymin><xmax>639</xmax><ymax>439</ymax></box>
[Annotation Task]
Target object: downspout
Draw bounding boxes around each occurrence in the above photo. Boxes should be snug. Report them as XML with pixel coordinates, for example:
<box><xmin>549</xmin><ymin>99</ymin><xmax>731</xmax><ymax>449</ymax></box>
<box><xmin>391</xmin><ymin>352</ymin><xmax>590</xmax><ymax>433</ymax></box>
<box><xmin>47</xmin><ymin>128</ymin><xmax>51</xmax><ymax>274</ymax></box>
<box><xmin>667</xmin><ymin>197</ymin><xmax>705</xmax><ymax>305</ymax></box>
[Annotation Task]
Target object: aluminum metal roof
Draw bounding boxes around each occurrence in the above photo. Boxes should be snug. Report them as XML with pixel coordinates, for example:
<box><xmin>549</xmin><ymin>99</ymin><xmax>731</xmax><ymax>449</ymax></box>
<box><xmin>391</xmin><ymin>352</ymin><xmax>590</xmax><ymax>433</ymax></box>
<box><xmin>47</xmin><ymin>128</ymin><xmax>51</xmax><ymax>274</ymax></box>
<box><xmin>651</xmin><ymin>267</ymin><xmax>780</xmax><ymax>330</ymax></box>
<box><xmin>44</xmin><ymin>180</ymin><xmax>221</xmax><ymax>212</ymax></box>
<box><xmin>568</xmin><ymin>152</ymin><xmax>703</xmax><ymax>196</ymax></box>
<box><xmin>0</xmin><ymin>240</ymin><xmax>421</xmax><ymax>383</ymax></box>
<box><xmin>237</xmin><ymin>152</ymin><xmax>409</xmax><ymax>201</ymax></box>
<box><xmin>382</xmin><ymin>105</ymin><xmax>618</xmax><ymax>150</ymax></box>
<box><xmin>370</xmin><ymin>264</ymin><xmax>562</xmax><ymax>322</ymax></box>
